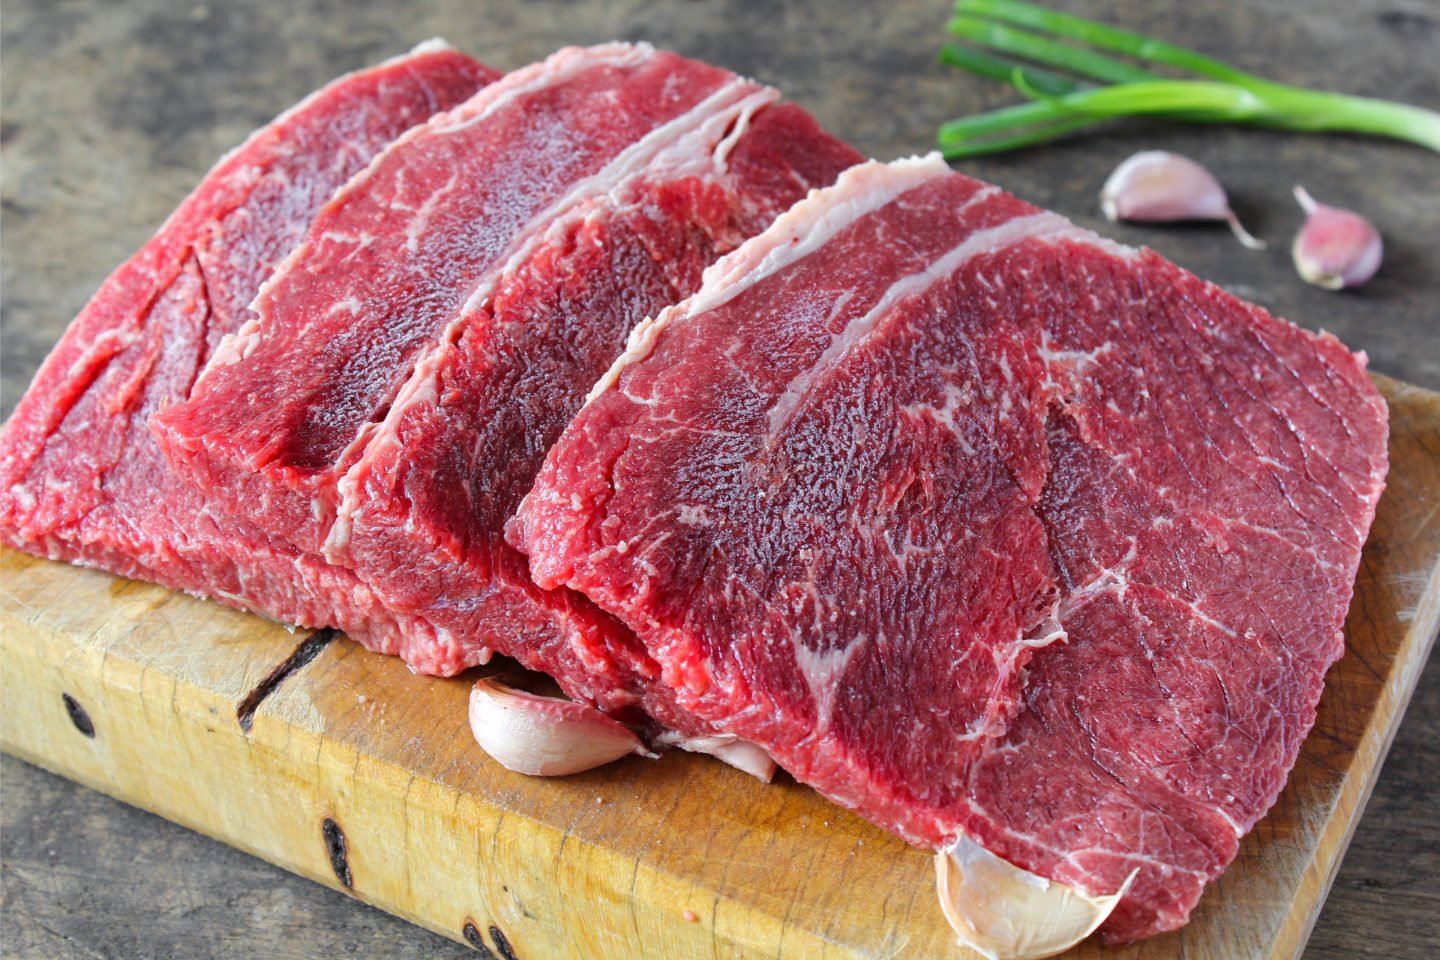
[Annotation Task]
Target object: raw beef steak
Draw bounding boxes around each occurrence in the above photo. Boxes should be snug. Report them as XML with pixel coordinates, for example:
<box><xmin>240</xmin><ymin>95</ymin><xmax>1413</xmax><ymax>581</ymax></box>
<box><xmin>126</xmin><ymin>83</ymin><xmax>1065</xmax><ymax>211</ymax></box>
<box><xmin>510</xmin><ymin>156</ymin><xmax>1390</xmax><ymax>941</ymax></box>
<box><xmin>152</xmin><ymin>44</ymin><xmax>862</xmax><ymax>718</ymax></box>
<box><xmin>0</xmin><ymin>43</ymin><xmax>495</xmax><ymax>642</ymax></box>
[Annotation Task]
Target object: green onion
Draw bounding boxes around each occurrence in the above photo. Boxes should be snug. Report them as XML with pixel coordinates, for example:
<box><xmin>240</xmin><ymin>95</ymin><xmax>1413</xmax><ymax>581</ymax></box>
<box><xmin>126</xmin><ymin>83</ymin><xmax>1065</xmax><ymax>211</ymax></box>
<box><xmin>938</xmin><ymin>0</ymin><xmax>1440</xmax><ymax>158</ymax></box>
<box><xmin>947</xmin><ymin>15</ymin><xmax>1160</xmax><ymax>86</ymax></box>
<box><xmin>938</xmin><ymin>43</ymin><xmax>1082</xmax><ymax>97</ymax></box>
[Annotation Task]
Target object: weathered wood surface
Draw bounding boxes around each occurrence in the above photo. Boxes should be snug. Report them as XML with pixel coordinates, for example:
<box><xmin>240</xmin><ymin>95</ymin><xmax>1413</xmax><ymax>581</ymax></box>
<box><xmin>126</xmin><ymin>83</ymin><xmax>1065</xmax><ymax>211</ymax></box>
<box><xmin>2</xmin><ymin>374</ymin><xmax>1436</xmax><ymax>960</ymax></box>
<box><xmin>2</xmin><ymin>1</ymin><xmax>1437</xmax><ymax>958</ymax></box>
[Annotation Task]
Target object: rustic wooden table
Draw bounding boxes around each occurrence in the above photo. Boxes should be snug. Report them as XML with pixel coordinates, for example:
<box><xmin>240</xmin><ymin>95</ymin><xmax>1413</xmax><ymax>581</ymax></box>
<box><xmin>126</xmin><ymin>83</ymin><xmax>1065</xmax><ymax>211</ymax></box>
<box><xmin>2</xmin><ymin>1</ymin><xmax>1436</xmax><ymax>957</ymax></box>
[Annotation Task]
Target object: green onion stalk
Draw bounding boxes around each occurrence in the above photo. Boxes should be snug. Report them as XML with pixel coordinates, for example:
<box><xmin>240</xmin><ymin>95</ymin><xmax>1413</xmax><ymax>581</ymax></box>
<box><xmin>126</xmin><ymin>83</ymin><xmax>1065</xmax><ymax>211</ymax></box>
<box><xmin>938</xmin><ymin>0</ymin><xmax>1440</xmax><ymax>158</ymax></box>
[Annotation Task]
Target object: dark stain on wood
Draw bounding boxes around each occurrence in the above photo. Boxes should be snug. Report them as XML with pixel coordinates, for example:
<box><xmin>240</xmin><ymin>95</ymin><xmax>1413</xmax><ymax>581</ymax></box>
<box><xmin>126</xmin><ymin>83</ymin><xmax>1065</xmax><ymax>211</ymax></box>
<box><xmin>461</xmin><ymin>920</ymin><xmax>498</xmax><ymax>958</ymax></box>
<box><xmin>321</xmin><ymin>817</ymin><xmax>352</xmax><ymax>889</ymax></box>
<box><xmin>489</xmin><ymin>924</ymin><xmax>519</xmax><ymax>960</ymax></box>
<box><xmin>498</xmin><ymin>884</ymin><xmax>535</xmax><ymax>920</ymax></box>
<box><xmin>1377</xmin><ymin>9</ymin><xmax>1435</xmax><ymax>37</ymax></box>
<box><xmin>61</xmin><ymin>693</ymin><xmax>94</xmax><ymax>738</ymax></box>
<box><xmin>235</xmin><ymin>629</ymin><xmax>336</xmax><ymax>732</ymax></box>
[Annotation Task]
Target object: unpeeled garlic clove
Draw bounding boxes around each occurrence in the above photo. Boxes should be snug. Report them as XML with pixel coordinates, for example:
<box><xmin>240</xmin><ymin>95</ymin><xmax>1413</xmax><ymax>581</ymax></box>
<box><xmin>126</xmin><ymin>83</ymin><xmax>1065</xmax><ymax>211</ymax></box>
<box><xmin>1100</xmin><ymin>150</ymin><xmax>1265</xmax><ymax>250</ymax></box>
<box><xmin>468</xmin><ymin>677</ymin><xmax>657</xmax><ymax>776</ymax></box>
<box><xmin>1291</xmin><ymin>186</ymin><xmax>1383</xmax><ymax>290</ymax></box>
<box><xmin>935</xmin><ymin>832</ymin><xmax>1136</xmax><ymax>960</ymax></box>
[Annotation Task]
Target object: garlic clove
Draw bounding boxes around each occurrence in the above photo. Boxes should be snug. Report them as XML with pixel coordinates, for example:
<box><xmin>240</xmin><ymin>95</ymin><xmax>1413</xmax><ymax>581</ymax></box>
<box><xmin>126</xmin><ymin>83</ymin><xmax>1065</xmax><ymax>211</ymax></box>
<box><xmin>1100</xmin><ymin>150</ymin><xmax>1265</xmax><ymax>250</ymax></box>
<box><xmin>653</xmin><ymin>731</ymin><xmax>778</xmax><ymax>782</ymax></box>
<box><xmin>468</xmin><ymin>677</ymin><xmax>657</xmax><ymax>776</ymax></box>
<box><xmin>1291</xmin><ymin>186</ymin><xmax>1383</xmax><ymax>290</ymax></box>
<box><xmin>935</xmin><ymin>832</ymin><xmax>1136</xmax><ymax>960</ymax></box>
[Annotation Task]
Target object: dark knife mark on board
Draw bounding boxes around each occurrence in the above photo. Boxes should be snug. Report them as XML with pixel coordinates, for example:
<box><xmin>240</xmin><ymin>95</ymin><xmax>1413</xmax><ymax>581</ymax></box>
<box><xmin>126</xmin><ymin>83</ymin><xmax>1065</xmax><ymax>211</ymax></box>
<box><xmin>61</xmin><ymin>693</ymin><xmax>95</xmax><ymax>738</ymax></box>
<box><xmin>235</xmin><ymin>628</ymin><xmax>337</xmax><ymax>732</ymax></box>
<box><xmin>489</xmin><ymin>924</ymin><xmax>519</xmax><ymax>960</ymax></box>
<box><xmin>459</xmin><ymin>919</ymin><xmax>520</xmax><ymax>958</ymax></box>
<box><xmin>321</xmin><ymin>817</ymin><xmax>352</xmax><ymax>889</ymax></box>
<box><xmin>462</xmin><ymin>921</ymin><xmax>498</xmax><ymax>958</ymax></box>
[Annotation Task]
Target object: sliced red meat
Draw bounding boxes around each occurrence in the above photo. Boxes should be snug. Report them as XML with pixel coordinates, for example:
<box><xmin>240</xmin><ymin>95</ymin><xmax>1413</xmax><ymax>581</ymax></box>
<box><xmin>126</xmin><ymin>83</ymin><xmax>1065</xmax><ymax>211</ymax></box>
<box><xmin>0</xmin><ymin>43</ymin><xmax>496</xmax><ymax>644</ymax></box>
<box><xmin>152</xmin><ymin>44</ymin><xmax>862</xmax><ymax>719</ymax></box>
<box><xmin>510</xmin><ymin>156</ymin><xmax>1389</xmax><ymax>941</ymax></box>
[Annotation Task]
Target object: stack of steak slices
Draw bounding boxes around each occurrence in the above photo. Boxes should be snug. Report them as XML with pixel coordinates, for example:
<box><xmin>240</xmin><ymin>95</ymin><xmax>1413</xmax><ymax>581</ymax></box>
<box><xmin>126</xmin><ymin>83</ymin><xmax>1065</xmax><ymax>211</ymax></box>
<box><xmin>0</xmin><ymin>42</ymin><xmax>496</xmax><ymax>639</ymax></box>
<box><xmin>510</xmin><ymin>156</ymin><xmax>1390</xmax><ymax>941</ymax></box>
<box><xmin>2</xmin><ymin>38</ymin><xmax>1391</xmax><ymax>947</ymax></box>
<box><xmin>151</xmin><ymin>43</ymin><xmax>863</xmax><ymax>725</ymax></box>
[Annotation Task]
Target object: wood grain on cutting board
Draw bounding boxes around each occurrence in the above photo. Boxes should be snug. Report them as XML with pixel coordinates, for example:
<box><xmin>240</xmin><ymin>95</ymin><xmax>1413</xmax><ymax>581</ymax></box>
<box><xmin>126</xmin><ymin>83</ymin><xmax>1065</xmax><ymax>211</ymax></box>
<box><xmin>2</xmin><ymin>374</ymin><xmax>1437</xmax><ymax>960</ymax></box>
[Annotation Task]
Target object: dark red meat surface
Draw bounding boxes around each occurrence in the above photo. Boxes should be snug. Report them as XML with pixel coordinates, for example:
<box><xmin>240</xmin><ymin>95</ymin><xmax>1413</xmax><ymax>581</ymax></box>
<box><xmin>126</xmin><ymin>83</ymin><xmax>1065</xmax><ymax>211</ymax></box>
<box><xmin>510</xmin><ymin>157</ymin><xmax>1390</xmax><ymax>941</ymax></box>
<box><xmin>0</xmin><ymin>43</ymin><xmax>495</xmax><ymax>644</ymax></box>
<box><xmin>152</xmin><ymin>44</ymin><xmax>862</xmax><ymax>720</ymax></box>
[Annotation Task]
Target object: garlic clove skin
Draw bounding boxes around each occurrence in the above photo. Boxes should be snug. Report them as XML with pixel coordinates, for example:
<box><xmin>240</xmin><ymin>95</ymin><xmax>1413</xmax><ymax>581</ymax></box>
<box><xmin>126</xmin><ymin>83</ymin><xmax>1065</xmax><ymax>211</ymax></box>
<box><xmin>468</xmin><ymin>677</ymin><xmax>657</xmax><ymax>776</ymax></box>
<box><xmin>653</xmin><ymin>731</ymin><xmax>778</xmax><ymax>782</ymax></box>
<box><xmin>1291</xmin><ymin>186</ymin><xmax>1383</xmax><ymax>290</ymax></box>
<box><xmin>935</xmin><ymin>832</ymin><xmax>1136</xmax><ymax>960</ymax></box>
<box><xmin>1100</xmin><ymin>150</ymin><xmax>1265</xmax><ymax>250</ymax></box>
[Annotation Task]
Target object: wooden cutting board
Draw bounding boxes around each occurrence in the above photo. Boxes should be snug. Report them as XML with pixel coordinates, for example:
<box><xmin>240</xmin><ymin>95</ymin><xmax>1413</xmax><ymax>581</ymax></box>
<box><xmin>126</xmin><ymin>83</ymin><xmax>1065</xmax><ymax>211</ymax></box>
<box><xmin>2</xmin><ymin>374</ymin><xmax>1437</xmax><ymax>960</ymax></box>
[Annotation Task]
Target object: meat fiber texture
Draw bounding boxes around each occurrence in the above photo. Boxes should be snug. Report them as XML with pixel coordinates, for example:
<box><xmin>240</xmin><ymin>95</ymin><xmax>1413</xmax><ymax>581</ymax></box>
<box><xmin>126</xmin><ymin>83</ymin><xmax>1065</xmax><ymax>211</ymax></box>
<box><xmin>0</xmin><ymin>43</ymin><xmax>495</xmax><ymax>641</ymax></box>
<box><xmin>152</xmin><ymin>43</ymin><xmax>863</xmax><ymax>723</ymax></box>
<box><xmin>510</xmin><ymin>155</ymin><xmax>1390</xmax><ymax>942</ymax></box>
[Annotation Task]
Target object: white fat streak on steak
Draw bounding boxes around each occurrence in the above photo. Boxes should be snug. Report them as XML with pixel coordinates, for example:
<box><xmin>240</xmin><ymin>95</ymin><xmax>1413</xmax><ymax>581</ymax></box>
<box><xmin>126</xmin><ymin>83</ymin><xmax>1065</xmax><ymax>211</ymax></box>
<box><xmin>0</xmin><ymin>44</ymin><xmax>494</xmax><ymax>650</ymax></box>
<box><xmin>582</xmin><ymin>155</ymin><xmax>956</xmax><ymax>409</ymax></box>
<box><xmin>512</xmin><ymin>154</ymin><xmax>1389</xmax><ymax>943</ymax></box>
<box><xmin>764</xmin><ymin>210</ymin><xmax>1071</xmax><ymax>441</ymax></box>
